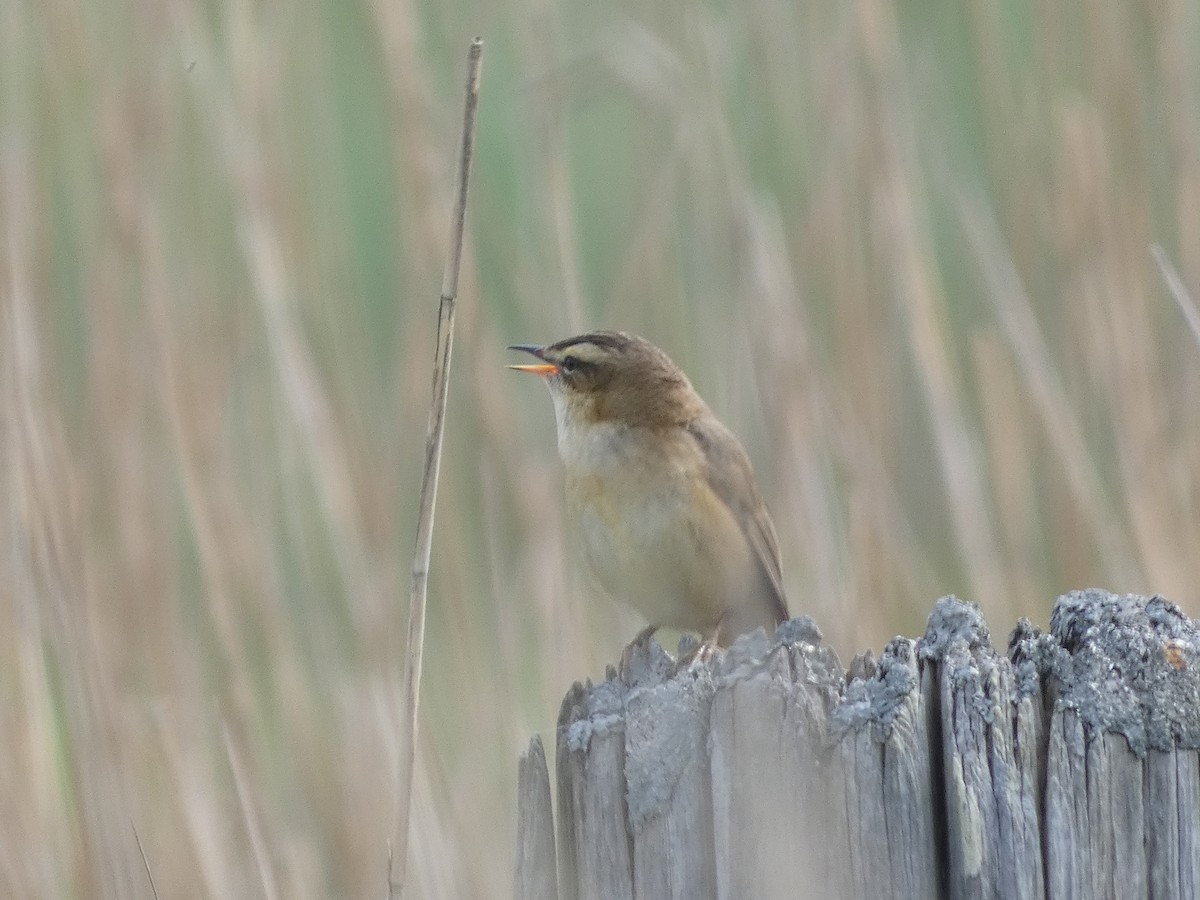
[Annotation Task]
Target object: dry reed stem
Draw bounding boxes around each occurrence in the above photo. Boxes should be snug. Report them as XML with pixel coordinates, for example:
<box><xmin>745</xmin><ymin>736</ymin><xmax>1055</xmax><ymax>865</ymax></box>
<box><xmin>957</xmin><ymin>193</ymin><xmax>1138</xmax><ymax>581</ymax></box>
<box><xmin>389</xmin><ymin>37</ymin><xmax>484</xmax><ymax>900</ymax></box>
<box><xmin>222</xmin><ymin>719</ymin><xmax>280</xmax><ymax>900</ymax></box>
<box><xmin>1152</xmin><ymin>245</ymin><xmax>1200</xmax><ymax>351</ymax></box>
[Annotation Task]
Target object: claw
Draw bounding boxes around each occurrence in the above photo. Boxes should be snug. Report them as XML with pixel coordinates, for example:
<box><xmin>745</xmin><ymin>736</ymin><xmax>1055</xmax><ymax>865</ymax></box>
<box><xmin>619</xmin><ymin>624</ymin><xmax>660</xmax><ymax>680</ymax></box>
<box><xmin>673</xmin><ymin>627</ymin><xmax>719</xmax><ymax>674</ymax></box>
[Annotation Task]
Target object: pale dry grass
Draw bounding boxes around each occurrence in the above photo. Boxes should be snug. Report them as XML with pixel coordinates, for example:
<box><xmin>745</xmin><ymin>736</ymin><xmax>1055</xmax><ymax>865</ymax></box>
<box><xmin>2</xmin><ymin>0</ymin><xmax>1199</xmax><ymax>896</ymax></box>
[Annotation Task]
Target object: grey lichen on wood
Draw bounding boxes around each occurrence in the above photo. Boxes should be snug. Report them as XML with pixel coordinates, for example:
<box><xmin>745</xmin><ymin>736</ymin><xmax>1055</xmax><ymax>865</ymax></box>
<box><xmin>556</xmin><ymin>678</ymin><xmax>633</xmax><ymax>900</ymax></box>
<box><xmin>1039</xmin><ymin>590</ymin><xmax>1200</xmax><ymax>900</ymax></box>
<box><xmin>919</xmin><ymin>596</ymin><xmax>1045</xmax><ymax>899</ymax></box>
<box><xmin>517</xmin><ymin>590</ymin><xmax>1200</xmax><ymax>900</ymax></box>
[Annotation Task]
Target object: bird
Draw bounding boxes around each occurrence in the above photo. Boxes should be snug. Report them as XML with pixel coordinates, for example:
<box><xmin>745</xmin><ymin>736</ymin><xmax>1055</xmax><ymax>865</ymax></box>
<box><xmin>508</xmin><ymin>330</ymin><xmax>788</xmax><ymax>649</ymax></box>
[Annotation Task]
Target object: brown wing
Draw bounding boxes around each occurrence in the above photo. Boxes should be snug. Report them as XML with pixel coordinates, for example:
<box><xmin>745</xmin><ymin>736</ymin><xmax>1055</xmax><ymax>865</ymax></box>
<box><xmin>685</xmin><ymin>416</ymin><xmax>789</xmax><ymax>630</ymax></box>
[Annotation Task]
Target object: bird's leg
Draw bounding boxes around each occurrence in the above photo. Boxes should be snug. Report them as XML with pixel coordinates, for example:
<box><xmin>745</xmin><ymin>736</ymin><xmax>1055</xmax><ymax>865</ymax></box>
<box><xmin>619</xmin><ymin>624</ymin><xmax>660</xmax><ymax>679</ymax></box>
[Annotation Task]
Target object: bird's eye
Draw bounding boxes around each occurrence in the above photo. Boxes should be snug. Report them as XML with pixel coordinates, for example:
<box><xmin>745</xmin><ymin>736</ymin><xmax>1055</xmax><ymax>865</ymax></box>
<box><xmin>561</xmin><ymin>355</ymin><xmax>579</xmax><ymax>374</ymax></box>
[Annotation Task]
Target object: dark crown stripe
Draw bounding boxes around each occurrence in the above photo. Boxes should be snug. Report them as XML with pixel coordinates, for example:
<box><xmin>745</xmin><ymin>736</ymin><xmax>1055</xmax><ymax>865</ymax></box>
<box><xmin>548</xmin><ymin>331</ymin><xmax>630</xmax><ymax>354</ymax></box>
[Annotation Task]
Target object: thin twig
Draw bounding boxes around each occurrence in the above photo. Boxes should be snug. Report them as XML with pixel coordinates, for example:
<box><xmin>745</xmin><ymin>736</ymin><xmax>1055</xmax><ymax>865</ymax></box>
<box><xmin>130</xmin><ymin>819</ymin><xmax>161</xmax><ymax>900</ymax></box>
<box><xmin>388</xmin><ymin>37</ymin><xmax>484</xmax><ymax>900</ymax></box>
<box><xmin>1151</xmin><ymin>244</ymin><xmax>1200</xmax><ymax>351</ymax></box>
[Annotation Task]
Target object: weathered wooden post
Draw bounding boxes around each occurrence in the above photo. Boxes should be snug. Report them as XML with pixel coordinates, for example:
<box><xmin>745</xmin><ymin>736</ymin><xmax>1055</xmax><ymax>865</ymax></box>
<box><xmin>515</xmin><ymin>590</ymin><xmax>1200</xmax><ymax>900</ymax></box>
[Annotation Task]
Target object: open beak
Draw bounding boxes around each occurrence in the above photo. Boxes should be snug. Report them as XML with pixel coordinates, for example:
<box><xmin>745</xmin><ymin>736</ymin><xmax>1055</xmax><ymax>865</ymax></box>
<box><xmin>506</xmin><ymin>344</ymin><xmax>559</xmax><ymax>377</ymax></box>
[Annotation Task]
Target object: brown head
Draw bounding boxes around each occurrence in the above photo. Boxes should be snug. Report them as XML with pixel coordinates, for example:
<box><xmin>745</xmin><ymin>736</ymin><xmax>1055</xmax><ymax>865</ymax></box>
<box><xmin>507</xmin><ymin>331</ymin><xmax>707</xmax><ymax>430</ymax></box>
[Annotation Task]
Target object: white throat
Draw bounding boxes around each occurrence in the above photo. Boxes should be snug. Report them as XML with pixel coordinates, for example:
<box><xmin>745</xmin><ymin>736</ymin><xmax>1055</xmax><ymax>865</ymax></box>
<box><xmin>546</xmin><ymin>383</ymin><xmax>625</xmax><ymax>473</ymax></box>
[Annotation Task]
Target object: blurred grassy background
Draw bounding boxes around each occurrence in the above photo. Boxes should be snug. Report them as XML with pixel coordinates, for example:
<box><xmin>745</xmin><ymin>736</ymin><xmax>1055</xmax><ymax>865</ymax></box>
<box><xmin>3</xmin><ymin>0</ymin><xmax>1200</xmax><ymax>895</ymax></box>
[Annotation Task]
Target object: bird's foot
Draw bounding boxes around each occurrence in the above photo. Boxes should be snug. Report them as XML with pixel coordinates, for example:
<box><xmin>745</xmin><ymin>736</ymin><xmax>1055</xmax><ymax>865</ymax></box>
<box><xmin>673</xmin><ymin>632</ymin><xmax>718</xmax><ymax>674</ymax></box>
